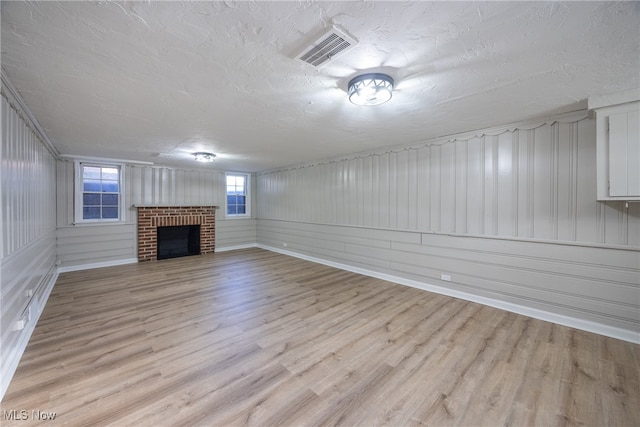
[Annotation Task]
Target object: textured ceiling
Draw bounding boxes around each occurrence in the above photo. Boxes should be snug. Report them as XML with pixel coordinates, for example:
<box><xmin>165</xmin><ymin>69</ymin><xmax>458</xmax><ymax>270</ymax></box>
<box><xmin>1</xmin><ymin>1</ymin><xmax>639</xmax><ymax>172</ymax></box>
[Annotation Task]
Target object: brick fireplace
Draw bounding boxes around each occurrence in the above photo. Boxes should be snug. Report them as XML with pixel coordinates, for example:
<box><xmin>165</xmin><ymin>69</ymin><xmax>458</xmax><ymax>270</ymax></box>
<box><xmin>136</xmin><ymin>206</ymin><xmax>217</xmax><ymax>261</ymax></box>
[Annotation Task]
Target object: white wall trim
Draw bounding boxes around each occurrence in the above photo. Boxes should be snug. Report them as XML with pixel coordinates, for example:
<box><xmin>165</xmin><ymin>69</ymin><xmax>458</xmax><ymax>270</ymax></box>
<box><xmin>257</xmin><ymin>244</ymin><xmax>640</xmax><ymax>344</ymax></box>
<box><xmin>225</xmin><ymin>171</ymin><xmax>253</xmax><ymax>219</ymax></box>
<box><xmin>215</xmin><ymin>243</ymin><xmax>258</xmax><ymax>253</ymax></box>
<box><xmin>59</xmin><ymin>154</ymin><xmax>153</xmax><ymax>166</ymax></box>
<box><xmin>57</xmin><ymin>258</ymin><xmax>138</xmax><ymax>273</ymax></box>
<box><xmin>0</xmin><ymin>265</ymin><xmax>58</xmax><ymax>402</ymax></box>
<box><xmin>588</xmin><ymin>88</ymin><xmax>640</xmax><ymax>110</ymax></box>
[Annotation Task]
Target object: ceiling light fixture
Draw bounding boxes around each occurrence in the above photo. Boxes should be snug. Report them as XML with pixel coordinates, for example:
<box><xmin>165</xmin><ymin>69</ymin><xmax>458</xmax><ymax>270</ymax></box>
<box><xmin>193</xmin><ymin>152</ymin><xmax>216</xmax><ymax>162</ymax></box>
<box><xmin>348</xmin><ymin>73</ymin><xmax>394</xmax><ymax>106</ymax></box>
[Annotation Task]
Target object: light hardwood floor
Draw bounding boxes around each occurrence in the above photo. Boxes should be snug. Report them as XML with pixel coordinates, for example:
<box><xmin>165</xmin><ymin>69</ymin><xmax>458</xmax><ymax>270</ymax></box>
<box><xmin>2</xmin><ymin>248</ymin><xmax>639</xmax><ymax>426</ymax></box>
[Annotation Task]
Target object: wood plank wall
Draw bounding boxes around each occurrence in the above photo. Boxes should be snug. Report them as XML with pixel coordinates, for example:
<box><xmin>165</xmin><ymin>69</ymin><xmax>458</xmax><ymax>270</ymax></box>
<box><xmin>1</xmin><ymin>78</ymin><xmax>58</xmax><ymax>398</ymax></box>
<box><xmin>256</xmin><ymin>114</ymin><xmax>640</xmax><ymax>341</ymax></box>
<box><xmin>258</xmin><ymin>116</ymin><xmax>638</xmax><ymax>246</ymax></box>
<box><xmin>56</xmin><ymin>162</ymin><xmax>257</xmax><ymax>268</ymax></box>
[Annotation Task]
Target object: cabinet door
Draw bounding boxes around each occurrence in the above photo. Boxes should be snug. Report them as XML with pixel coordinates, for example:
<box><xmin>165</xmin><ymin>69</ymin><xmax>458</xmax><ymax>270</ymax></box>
<box><xmin>608</xmin><ymin>110</ymin><xmax>640</xmax><ymax>197</ymax></box>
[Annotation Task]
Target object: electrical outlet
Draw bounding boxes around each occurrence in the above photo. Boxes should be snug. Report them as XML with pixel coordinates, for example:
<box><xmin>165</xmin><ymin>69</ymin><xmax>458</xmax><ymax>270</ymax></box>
<box><xmin>26</xmin><ymin>289</ymin><xmax>33</xmax><ymax>298</ymax></box>
<box><xmin>283</xmin><ymin>242</ymin><xmax>288</xmax><ymax>247</ymax></box>
<box><xmin>440</xmin><ymin>274</ymin><xmax>452</xmax><ymax>282</ymax></box>
<box><xmin>12</xmin><ymin>319</ymin><xmax>25</xmax><ymax>331</ymax></box>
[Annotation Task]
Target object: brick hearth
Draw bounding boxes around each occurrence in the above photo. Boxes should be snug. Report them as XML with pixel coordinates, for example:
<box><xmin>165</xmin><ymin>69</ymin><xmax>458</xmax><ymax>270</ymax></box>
<box><xmin>136</xmin><ymin>206</ymin><xmax>217</xmax><ymax>261</ymax></box>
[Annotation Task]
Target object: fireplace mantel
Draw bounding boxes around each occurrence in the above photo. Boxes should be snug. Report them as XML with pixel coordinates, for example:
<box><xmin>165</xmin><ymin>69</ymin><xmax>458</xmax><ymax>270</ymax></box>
<box><xmin>136</xmin><ymin>206</ymin><xmax>218</xmax><ymax>261</ymax></box>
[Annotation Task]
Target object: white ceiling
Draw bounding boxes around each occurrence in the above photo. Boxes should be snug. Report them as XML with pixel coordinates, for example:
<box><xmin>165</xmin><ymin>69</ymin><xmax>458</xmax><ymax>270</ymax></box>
<box><xmin>1</xmin><ymin>1</ymin><xmax>639</xmax><ymax>172</ymax></box>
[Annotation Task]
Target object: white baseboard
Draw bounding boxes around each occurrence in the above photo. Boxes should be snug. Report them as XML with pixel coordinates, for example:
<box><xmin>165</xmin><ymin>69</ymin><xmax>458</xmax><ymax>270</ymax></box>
<box><xmin>1</xmin><ymin>265</ymin><xmax>59</xmax><ymax>402</ymax></box>
<box><xmin>57</xmin><ymin>258</ymin><xmax>138</xmax><ymax>273</ymax></box>
<box><xmin>215</xmin><ymin>243</ymin><xmax>258</xmax><ymax>252</ymax></box>
<box><xmin>257</xmin><ymin>244</ymin><xmax>640</xmax><ymax>344</ymax></box>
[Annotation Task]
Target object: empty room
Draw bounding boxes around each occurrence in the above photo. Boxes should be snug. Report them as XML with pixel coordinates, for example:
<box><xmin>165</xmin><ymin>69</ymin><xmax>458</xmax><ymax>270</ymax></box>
<box><xmin>1</xmin><ymin>1</ymin><xmax>639</xmax><ymax>425</ymax></box>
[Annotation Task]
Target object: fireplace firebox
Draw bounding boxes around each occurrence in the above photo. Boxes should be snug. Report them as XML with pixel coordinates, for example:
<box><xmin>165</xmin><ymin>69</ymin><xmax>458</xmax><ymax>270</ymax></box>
<box><xmin>157</xmin><ymin>225</ymin><xmax>201</xmax><ymax>260</ymax></box>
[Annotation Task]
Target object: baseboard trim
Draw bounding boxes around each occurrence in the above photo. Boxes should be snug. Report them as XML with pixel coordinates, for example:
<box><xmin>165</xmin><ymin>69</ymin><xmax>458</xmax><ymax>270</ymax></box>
<box><xmin>215</xmin><ymin>243</ymin><xmax>258</xmax><ymax>252</ymax></box>
<box><xmin>58</xmin><ymin>258</ymin><xmax>138</xmax><ymax>273</ymax></box>
<box><xmin>0</xmin><ymin>265</ymin><xmax>59</xmax><ymax>402</ymax></box>
<box><xmin>257</xmin><ymin>244</ymin><xmax>640</xmax><ymax>344</ymax></box>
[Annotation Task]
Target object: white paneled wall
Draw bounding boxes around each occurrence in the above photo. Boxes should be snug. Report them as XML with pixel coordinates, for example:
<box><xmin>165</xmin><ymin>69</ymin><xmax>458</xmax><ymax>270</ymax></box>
<box><xmin>217</xmin><ymin>218</ymin><xmax>257</xmax><ymax>250</ymax></box>
<box><xmin>257</xmin><ymin>113</ymin><xmax>640</xmax><ymax>341</ymax></box>
<box><xmin>126</xmin><ymin>165</ymin><xmax>225</xmax><ymax>209</ymax></box>
<box><xmin>1</xmin><ymin>101</ymin><xmax>57</xmax><ymax>257</ymax></box>
<box><xmin>56</xmin><ymin>161</ymin><xmax>256</xmax><ymax>268</ymax></box>
<box><xmin>258</xmin><ymin>115</ymin><xmax>638</xmax><ymax>247</ymax></box>
<box><xmin>1</xmin><ymin>77</ymin><xmax>58</xmax><ymax>399</ymax></box>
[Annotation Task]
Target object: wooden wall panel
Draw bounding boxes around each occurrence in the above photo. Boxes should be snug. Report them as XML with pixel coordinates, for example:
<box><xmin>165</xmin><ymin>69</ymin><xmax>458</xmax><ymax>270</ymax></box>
<box><xmin>56</xmin><ymin>223</ymin><xmax>137</xmax><ymax>268</ymax></box>
<box><xmin>256</xmin><ymin>113</ymin><xmax>640</xmax><ymax>341</ymax></box>
<box><xmin>214</xmin><ymin>218</ymin><xmax>257</xmax><ymax>250</ymax></box>
<box><xmin>1</xmin><ymin>101</ymin><xmax>56</xmax><ymax>257</ymax></box>
<box><xmin>257</xmin><ymin>115</ymin><xmax>638</xmax><ymax>248</ymax></box>
<box><xmin>1</xmin><ymin>77</ymin><xmax>58</xmax><ymax>399</ymax></box>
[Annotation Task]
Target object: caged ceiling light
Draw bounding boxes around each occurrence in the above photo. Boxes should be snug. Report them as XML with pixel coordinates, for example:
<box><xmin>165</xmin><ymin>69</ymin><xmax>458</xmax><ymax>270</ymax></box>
<box><xmin>193</xmin><ymin>152</ymin><xmax>216</xmax><ymax>162</ymax></box>
<box><xmin>348</xmin><ymin>73</ymin><xmax>394</xmax><ymax>106</ymax></box>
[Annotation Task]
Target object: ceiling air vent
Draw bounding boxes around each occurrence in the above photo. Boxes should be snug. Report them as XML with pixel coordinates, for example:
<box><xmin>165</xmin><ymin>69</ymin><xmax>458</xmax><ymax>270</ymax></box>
<box><xmin>294</xmin><ymin>26</ymin><xmax>357</xmax><ymax>67</ymax></box>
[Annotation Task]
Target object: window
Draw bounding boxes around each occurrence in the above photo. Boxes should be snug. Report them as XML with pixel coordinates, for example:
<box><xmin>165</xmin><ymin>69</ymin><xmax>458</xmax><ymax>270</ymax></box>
<box><xmin>226</xmin><ymin>173</ymin><xmax>250</xmax><ymax>217</ymax></box>
<box><xmin>76</xmin><ymin>163</ymin><xmax>122</xmax><ymax>222</ymax></box>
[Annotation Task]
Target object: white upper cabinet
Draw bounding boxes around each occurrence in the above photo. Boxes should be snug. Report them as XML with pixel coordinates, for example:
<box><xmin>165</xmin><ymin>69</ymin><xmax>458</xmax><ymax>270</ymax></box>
<box><xmin>590</xmin><ymin>90</ymin><xmax>640</xmax><ymax>201</ymax></box>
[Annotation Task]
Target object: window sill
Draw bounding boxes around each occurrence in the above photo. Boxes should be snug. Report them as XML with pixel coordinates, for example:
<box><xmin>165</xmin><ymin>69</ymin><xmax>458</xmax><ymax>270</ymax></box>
<box><xmin>70</xmin><ymin>220</ymin><xmax>131</xmax><ymax>227</ymax></box>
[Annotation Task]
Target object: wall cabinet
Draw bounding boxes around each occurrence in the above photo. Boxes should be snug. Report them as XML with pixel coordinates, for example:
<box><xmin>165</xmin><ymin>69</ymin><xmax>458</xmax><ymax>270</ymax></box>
<box><xmin>591</xmin><ymin>94</ymin><xmax>640</xmax><ymax>201</ymax></box>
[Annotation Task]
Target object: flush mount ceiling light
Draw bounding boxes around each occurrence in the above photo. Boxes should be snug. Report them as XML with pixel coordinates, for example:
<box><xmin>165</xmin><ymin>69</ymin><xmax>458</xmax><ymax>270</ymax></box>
<box><xmin>193</xmin><ymin>152</ymin><xmax>216</xmax><ymax>162</ymax></box>
<box><xmin>348</xmin><ymin>73</ymin><xmax>394</xmax><ymax>106</ymax></box>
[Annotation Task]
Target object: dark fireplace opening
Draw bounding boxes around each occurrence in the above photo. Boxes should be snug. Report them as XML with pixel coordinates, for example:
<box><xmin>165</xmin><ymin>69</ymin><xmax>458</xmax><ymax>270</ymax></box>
<box><xmin>157</xmin><ymin>225</ymin><xmax>201</xmax><ymax>260</ymax></box>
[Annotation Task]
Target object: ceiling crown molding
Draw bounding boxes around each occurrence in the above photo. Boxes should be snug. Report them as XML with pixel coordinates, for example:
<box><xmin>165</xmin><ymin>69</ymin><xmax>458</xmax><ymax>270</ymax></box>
<box><xmin>588</xmin><ymin>88</ymin><xmax>640</xmax><ymax>110</ymax></box>
<box><xmin>58</xmin><ymin>154</ymin><xmax>153</xmax><ymax>166</ymax></box>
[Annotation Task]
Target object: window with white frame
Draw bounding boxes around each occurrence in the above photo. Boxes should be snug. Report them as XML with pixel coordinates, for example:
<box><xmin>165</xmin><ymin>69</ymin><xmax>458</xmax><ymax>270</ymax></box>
<box><xmin>226</xmin><ymin>173</ymin><xmax>250</xmax><ymax>217</ymax></box>
<box><xmin>76</xmin><ymin>162</ymin><xmax>123</xmax><ymax>222</ymax></box>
